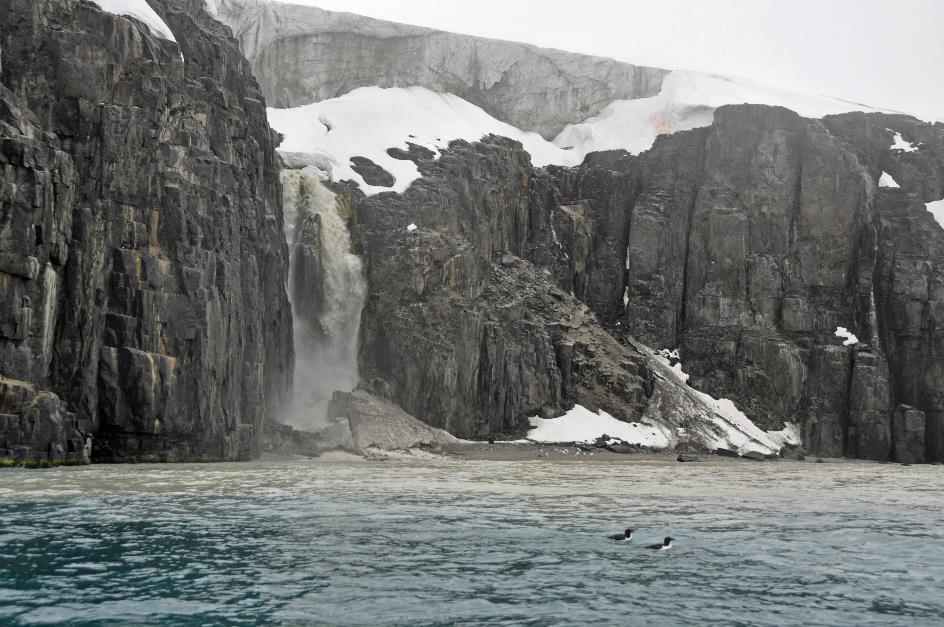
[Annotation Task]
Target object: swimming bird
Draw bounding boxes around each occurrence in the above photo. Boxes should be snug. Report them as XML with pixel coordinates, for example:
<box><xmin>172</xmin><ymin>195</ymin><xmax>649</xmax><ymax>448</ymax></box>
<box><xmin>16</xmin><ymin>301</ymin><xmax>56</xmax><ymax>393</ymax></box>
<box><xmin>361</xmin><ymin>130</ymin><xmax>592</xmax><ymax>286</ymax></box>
<box><xmin>646</xmin><ymin>536</ymin><xmax>674</xmax><ymax>550</ymax></box>
<box><xmin>607</xmin><ymin>528</ymin><xmax>634</xmax><ymax>542</ymax></box>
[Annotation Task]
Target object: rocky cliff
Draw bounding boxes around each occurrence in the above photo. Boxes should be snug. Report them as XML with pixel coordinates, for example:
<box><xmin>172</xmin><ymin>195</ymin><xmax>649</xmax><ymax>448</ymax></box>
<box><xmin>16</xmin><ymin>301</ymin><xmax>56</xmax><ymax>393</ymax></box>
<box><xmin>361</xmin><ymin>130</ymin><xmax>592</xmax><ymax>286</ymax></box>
<box><xmin>328</xmin><ymin>136</ymin><xmax>783</xmax><ymax>455</ymax></box>
<box><xmin>336</xmin><ymin>107</ymin><xmax>944</xmax><ymax>462</ymax></box>
<box><xmin>618</xmin><ymin>107</ymin><xmax>944</xmax><ymax>462</ymax></box>
<box><xmin>3</xmin><ymin>1</ymin><xmax>940</xmax><ymax>465</ymax></box>
<box><xmin>209</xmin><ymin>0</ymin><xmax>668</xmax><ymax>139</ymax></box>
<box><xmin>0</xmin><ymin>0</ymin><xmax>293</xmax><ymax>464</ymax></box>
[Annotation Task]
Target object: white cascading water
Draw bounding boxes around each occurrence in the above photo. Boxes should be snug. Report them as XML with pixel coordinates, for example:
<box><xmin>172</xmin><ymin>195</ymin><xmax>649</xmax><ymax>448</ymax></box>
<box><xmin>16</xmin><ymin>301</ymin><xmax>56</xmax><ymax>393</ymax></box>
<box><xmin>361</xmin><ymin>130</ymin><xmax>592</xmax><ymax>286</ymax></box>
<box><xmin>281</xmin><ymin>166</ymin><xmax>367</xmax><ymax>429</ymax></box>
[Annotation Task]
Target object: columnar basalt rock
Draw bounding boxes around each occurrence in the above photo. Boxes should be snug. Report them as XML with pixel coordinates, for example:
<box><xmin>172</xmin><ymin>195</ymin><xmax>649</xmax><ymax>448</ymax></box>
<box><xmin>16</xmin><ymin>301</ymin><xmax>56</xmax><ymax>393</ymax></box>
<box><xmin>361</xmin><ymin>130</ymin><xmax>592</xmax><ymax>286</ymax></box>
<box><xmin>0</xmin><ymin>0</ymin><xmax>293</xmax><ymax>463</ymax></box>
<box><xmin>869</xmin><ymin>188</ymin><xmax>944</xmax><ymax>462</ymax></box>
<box><xmin>345</xmin><ymin>138</ymin><xmax>627</xmax><ymax>437</ymax></box>
<box><xmin>892</xmin><ymin>405</ymin><xmax>926</xmax><ymax>464</ymax></box>
<box><xmin>342</xmin><ymin>107</ymin><xmax>944</xmax><ymax>461</ymax></box>
<box><xmin>609</xmin><ymin>107</ymin><xmax>944</xmax><ymax>461</ymax></box>
<box><xmin>0</xmin><ymin>77</ymin><xmax>89</xmax><ymax>465</ymax></box>
<box><xmin>342</xmin><ymin>136</ymin><xmax>790</xmax><ymax>452</ymax></box>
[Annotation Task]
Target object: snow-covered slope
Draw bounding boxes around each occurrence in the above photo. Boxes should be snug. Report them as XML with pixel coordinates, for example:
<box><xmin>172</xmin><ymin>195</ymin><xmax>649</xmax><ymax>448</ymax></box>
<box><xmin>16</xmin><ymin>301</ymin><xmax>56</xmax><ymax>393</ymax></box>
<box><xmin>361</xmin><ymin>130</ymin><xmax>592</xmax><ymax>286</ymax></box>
<box><xmin>270</xmin><ymin>70</ymin><xmax>926</xmax><ymax>195</ymax></box>
<box><xmin>92</xmin><ymin>0</ymin><xmax>178</xmax><ymax>43</ymax></box>
<box><xmin>651</xmin><ymin>350</ymin><xmax>800</xmax><ymax>455</ymax></box>
<box><xmin>268</xmin><ymin>86</ymin><xmax>579</xmax><ymax>194</ymax></box>
<box><xmin>524</xmin><ymin>349</ymin><xmax>802</xmax><ymax>456</ymax></box>
<box><xmin>552</xmin><ymin>70</ymin><xmax>904</xmax><ymax>161</ymax></box>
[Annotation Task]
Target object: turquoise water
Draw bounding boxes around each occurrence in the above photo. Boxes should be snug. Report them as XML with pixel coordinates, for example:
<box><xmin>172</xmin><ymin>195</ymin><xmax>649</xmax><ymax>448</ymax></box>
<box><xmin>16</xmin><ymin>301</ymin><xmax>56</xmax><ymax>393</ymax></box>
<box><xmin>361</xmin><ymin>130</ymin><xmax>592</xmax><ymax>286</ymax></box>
<box><xmin>0</xmin><ymin>459</ymin><xmax>942</xmax><ymax>626</ymax></box>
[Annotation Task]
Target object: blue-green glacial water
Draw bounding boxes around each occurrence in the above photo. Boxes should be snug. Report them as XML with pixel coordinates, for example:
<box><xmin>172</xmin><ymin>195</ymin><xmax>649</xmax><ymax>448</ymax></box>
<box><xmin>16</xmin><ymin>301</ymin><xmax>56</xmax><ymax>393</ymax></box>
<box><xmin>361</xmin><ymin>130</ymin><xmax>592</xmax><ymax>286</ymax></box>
<box><xmin>0</xmin><ymin>459</ymin><xmax>942</xmax><ymax>626</ymax></box>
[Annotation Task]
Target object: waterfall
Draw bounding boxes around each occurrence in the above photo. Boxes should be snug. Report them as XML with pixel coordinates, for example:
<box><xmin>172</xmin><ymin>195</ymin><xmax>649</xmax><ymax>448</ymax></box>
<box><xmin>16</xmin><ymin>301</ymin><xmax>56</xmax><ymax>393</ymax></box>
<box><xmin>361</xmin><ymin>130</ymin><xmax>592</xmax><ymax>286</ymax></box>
<box><xmin>281</xmin><ymin>166</ymin><xmax>367</xmax><ymax>429</ymax></box>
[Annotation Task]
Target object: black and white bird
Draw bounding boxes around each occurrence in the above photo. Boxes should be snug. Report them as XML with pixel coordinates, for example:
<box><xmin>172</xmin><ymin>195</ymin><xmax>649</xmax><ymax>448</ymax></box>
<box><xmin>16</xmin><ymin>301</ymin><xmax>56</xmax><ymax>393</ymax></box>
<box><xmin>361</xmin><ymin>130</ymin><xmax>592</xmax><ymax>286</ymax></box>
<box><xmin>646</xmin><ymin>536</ymin><xmax>674</xmax><ymax>550</ymax></box>
<box><xmin>607</xmin><ymin>528</ymin><xmax>634</xmax><ymax>542</ymax></box>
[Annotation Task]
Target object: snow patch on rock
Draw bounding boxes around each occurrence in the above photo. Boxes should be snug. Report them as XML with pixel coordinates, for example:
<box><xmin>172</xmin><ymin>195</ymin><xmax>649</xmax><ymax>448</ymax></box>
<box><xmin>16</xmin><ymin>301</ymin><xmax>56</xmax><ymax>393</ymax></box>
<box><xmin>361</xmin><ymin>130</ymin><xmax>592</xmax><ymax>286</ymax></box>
<box><xmin>528</xmin><ymin>349</ymin><xmax>797</xmax><ymax>455</ymax></box>
<box><xmin>765</xmin><ymin>423</ymin><xmax>802</xmax><ymax>450</ymax></box>
<box><xmin>92</xmin><ymin>0</ymin><xmax>178</xmax><ymax>43</ymax></box>
<box><xmin>653</xmin><ymin>350</ymin><xmax>788</xmax><ymax>455</ymax></box>
<box><xmin>926</xmin><ymin>198</ymin><xmax>944</xmax><ymax>229</ymax></box>
<box><xmin>888</xmin><ymin>131</ymin><xmax>918</xmax><ymax>152</ymax></box>
<box><xmin>526</xmin><ymin>405</ymin><xmax>671</xmax><ymax>448</ymax></box>
<box><xmin>267</xmin><ymin>71</ymin><xmax>929</xmax><ymax>195</ymax></box>
<box><xmin>267</xmin><ymin>86</ymin><xmax>577</xmax><ymax>195</ymax></box>
<box><xmin>553</xmin><ymin>70</ymin><xmax>897</xmax><ymax>161</ymax></box>
<box><xmin>878</xmin><ymin>171</ymin><xmax>900</xmax><ymax>188</ymax></box>
<box><xmin>835</xmin><ymin>327</ymin><xmax>859</xmax><ymax>346</ymax></box>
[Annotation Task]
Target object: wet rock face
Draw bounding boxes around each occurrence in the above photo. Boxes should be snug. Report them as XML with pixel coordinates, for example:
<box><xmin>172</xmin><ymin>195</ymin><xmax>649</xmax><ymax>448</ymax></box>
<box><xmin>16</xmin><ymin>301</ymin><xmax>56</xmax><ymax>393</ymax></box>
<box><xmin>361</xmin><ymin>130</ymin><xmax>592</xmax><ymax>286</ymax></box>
<box><xmin>0</xmin><ymin>79</ymin><xmax>88</xmax><ymax>464</ymax></box>
<box><xmin>345</xmin><ymin>107</ymin><xmax>944</xmax><ymax>461</ymax></box>
<box><xmin>0</xmin><ymin>0</ymin><xmax>293</xmax><ymax>463</ymax></box>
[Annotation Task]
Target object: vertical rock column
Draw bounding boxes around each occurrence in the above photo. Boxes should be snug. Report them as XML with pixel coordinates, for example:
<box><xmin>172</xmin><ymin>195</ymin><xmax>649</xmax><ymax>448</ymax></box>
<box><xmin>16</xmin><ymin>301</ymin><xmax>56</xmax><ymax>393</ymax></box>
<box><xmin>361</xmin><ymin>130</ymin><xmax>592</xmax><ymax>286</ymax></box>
<box><xmin>1</xmin><ymin>0</ymin><xmax>294</xmax><ymax>463</ymax></box>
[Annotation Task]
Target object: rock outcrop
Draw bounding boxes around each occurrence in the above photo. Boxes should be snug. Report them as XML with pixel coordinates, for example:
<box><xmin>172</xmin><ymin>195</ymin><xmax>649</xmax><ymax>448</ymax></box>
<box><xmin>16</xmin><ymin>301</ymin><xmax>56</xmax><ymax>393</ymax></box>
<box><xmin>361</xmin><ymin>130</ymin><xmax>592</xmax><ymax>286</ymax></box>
<box><xmin>209</xmin><ymin>0</ymin><xmax>668</xmax><ymax>139</ymax></box>
<box><xmin>0</xmin><ymin>0</ymin><xmax>293</xmax><ymax>464</ymax></box>
<box><xmin>336</xmin><ymin>107</ymin><xmax>944</xmax><ymax>462</ymax></box>
<box><xmin>337</xmin><ymin>136</ymin><xmax>796</xmax><ymax>454</ymax></box>
<box><xmin>328</xmin><ymin>388</ymin><xmax>462</xmax><ymax>452</ymax></box>
<box><xmin>614</xmin><ymin>107</ymin><xmax>944</xmax><ymax>462</ymax></box>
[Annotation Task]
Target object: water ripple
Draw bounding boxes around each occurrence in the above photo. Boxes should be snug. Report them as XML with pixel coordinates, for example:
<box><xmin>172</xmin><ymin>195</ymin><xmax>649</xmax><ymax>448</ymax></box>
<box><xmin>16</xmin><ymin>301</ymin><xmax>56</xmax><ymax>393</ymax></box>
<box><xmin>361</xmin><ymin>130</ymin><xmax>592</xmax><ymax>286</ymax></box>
<box><xmin>0</xmin><ymin>460</ymin><xmax>942</xmax><ymax>625</ymax></box>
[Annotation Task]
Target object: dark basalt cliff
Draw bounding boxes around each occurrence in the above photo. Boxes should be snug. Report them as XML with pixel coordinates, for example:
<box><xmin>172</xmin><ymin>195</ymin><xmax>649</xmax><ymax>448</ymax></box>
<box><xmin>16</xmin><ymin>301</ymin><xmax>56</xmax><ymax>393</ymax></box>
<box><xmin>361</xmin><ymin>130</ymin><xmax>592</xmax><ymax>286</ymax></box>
<box><xmin>621</xmin><ymin>107</ymin><xmax>944</xmax><ymax>462</ymax></box>
<box><xmin>340</xmin><ymin>137</ymin><xmax>775</xmax><ymax>449</ymax></box>
<box><xmin>2</xmin><ymin>1</ymin><xmax>941</xmax><ymax>465</ymax></box>
<box><xmin>0</xmin><ymin>0</ymin><xmax>293</xmax><ymax>464</ymax></box>
<box><xmin>343</xmin><ymin>107</ymin><xmax>944</xmax><ymax>461</ymax></box>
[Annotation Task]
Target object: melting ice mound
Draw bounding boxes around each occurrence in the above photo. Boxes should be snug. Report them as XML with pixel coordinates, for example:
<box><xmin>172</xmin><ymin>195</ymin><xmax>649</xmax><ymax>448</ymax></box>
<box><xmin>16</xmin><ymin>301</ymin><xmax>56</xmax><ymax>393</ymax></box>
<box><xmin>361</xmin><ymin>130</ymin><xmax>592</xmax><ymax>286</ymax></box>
<box><xmin>268</xmin><ymin>70</ymin><xmax>908</xmax><ymax>196</ymax></box>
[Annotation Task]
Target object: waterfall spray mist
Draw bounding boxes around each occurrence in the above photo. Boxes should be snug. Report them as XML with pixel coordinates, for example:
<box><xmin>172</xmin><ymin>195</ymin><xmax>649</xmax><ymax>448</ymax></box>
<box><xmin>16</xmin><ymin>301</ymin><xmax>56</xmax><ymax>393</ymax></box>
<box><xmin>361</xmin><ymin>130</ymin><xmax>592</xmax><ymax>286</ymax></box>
<box><xmin>281</xmin><ymin>166</ymin><xmax>367</xmax><ymax>429</ymax></box>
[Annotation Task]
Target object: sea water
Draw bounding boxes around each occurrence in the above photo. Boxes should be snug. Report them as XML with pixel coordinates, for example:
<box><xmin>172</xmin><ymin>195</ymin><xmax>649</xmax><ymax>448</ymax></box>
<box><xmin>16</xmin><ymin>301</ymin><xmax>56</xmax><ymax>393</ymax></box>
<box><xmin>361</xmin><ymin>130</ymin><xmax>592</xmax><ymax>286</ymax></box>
<box><xmin>1</xmin><ymin>459</ymin><xmax>942</xmax><ymax>625</ymax></box>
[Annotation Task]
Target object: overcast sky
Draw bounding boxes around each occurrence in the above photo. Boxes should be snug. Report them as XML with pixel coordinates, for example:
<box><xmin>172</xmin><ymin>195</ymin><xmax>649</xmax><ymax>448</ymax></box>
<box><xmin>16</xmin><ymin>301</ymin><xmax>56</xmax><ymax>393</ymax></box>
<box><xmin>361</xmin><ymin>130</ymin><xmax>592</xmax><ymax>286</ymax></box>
<box><xmin>285</xmin><ymin>0</ymin><xmax>944</xmax><ymax>120</ymax></box>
